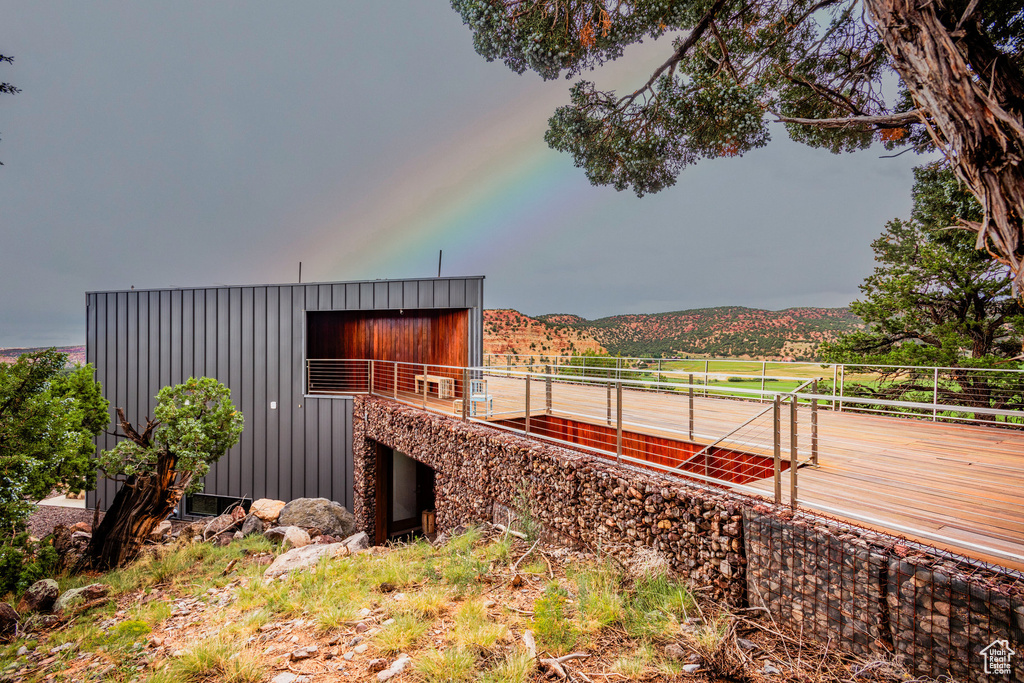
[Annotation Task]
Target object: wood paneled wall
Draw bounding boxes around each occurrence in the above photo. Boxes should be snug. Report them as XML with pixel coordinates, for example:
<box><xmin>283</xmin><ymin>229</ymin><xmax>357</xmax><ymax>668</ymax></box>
<box><xmin>497</xmin><ymin>414</ymin><xmax>784</xmax><ymax>485</ymax></box>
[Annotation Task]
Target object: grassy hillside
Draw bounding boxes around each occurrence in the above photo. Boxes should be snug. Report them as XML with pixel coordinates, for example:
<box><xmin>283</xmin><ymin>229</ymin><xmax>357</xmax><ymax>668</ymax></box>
<box><xmin>1</xmin><ymin>525</ymin><xmax>898</xmax><ymax>682</ymax></box>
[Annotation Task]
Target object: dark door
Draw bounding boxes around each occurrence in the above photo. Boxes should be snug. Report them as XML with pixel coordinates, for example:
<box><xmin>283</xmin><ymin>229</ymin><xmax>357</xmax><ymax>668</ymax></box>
<box><xmin>376</xmin><ymin>446</ymin><xmax>435</xmax><ymax>543</ymax></box>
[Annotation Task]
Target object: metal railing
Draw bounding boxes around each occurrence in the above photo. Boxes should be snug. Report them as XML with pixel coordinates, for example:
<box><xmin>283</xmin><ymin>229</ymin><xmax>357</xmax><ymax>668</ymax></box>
<box><xmin>483</xmin><ymin>353</ymin><xmax>1024</xmax><ymax>425</ymax></box>
<box><xmin>306</xmin><ymin>358</ymin><xmax>1024</xmax><ymax>569</ymax></box>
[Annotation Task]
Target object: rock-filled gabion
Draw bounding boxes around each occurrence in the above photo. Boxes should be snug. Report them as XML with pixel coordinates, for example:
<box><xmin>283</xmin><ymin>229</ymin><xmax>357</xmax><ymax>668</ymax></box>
<box><xmin>352</xmin><ymin>396</ymin><xmax>1024</xmax><ymax>682</ymax></box>
<box><xmin>353</xmin><ymin>396</ymin><xmax>747</xmax><ymax>604</ymax></box>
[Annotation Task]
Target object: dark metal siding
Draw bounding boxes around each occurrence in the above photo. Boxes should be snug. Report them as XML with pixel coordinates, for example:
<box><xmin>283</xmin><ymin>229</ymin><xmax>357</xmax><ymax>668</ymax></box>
<box><xmin>85</xmin><ymin>277</ymin><xmax>483</xmax><ymax>513</ymax></box>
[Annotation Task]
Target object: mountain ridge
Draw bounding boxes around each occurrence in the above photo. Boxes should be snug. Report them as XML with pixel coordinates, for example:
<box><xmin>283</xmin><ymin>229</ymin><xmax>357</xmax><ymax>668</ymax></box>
<box><xmin>487</xmin><ymin>306</ymin><xmax>862</xmax><ymax>361</ymax></box>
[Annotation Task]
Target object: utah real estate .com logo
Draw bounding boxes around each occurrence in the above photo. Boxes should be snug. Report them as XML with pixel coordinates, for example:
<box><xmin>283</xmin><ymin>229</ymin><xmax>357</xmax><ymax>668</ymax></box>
<box><xmin>980</xmin><ymin>639</ymin><xmax>1015</xmax><ymax>676</ymax></box>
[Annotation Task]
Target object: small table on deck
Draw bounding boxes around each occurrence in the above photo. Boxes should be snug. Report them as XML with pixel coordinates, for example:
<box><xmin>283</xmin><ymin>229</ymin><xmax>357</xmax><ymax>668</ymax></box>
<box><xmin>415</xmin><ymin>374</ymin><xmax>454</xmax><ymax>399</ymax></box>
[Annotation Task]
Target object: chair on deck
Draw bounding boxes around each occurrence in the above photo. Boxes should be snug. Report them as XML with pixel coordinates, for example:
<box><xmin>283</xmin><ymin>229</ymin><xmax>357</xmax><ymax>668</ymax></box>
<box><xmin>469</xmin><ymin>378</ymin><xmax>493</xmax><ymax>417</ymax></box>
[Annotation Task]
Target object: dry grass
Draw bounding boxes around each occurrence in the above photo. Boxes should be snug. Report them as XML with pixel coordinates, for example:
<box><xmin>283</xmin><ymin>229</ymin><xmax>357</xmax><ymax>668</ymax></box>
<box><xmin>0</xmin><ymin>525</ymin><xmax>942</xmax><ymax>683</ymax></box>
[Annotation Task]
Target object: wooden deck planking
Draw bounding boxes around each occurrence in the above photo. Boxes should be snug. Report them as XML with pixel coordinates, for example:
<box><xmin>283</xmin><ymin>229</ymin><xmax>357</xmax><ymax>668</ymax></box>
<box><xmin>479</xmin><ymin>376</ymin><xmax>1024</xmax><ymax>570</ymax></box>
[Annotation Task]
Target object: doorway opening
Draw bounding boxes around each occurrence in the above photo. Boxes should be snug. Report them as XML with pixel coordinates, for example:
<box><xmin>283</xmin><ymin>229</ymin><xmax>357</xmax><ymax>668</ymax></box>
<box><xmin>375</xmin><ymin>444</ymin><xmax>436</xmax><ymax>544</ymax></box>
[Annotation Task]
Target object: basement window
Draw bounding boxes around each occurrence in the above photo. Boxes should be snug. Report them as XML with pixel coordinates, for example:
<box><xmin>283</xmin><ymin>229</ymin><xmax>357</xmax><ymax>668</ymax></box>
<box><xmin>184</xmin><ymin>494</ymin><xmax>251</xmax><ymax>518</ymax></box>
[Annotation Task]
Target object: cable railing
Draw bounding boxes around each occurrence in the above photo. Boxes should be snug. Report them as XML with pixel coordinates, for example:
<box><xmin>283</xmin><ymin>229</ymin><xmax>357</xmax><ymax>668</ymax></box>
<box><xmin>306</xmin><ymin>358</ymin><xmax>1024</xmax><ymax>569</ymax></box>
<box><xmin>484</xmin><ymin>353</ymin><xmax>1024</xmax><ymax>425</ymax></box>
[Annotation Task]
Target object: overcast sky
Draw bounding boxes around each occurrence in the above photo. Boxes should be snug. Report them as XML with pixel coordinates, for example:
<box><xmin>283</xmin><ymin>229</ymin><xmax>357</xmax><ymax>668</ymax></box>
<box><xmin>1</xmin><ymin>2</ymin><xmax>932</xmax><ymax>347</ymax></box>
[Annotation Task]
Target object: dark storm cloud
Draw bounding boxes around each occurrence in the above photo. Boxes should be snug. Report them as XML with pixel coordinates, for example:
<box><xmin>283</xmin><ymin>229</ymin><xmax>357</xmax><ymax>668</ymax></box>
<box><xmin>0</xmin><ymin>2</ymin><xmax>928</xmax><ymax>346</ymax></box>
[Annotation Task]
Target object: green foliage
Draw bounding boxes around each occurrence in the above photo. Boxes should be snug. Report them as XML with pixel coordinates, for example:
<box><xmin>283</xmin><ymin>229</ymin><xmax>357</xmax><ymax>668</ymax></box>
<box><xmin>822</xmin><ymin>164</ymin><xmax>1024</xmax><ymax>368</ymax></box>
<box><xmin>532</xmin><ymin>582</ymin><xmax>580</xmax><ymax>655</ymax></box>
<box><xmin>0</xmin><ymin>349</ymin><xmax>108</xmax><ymax>532</ymax></box>
<box><xmin>0</xmin><ymin>536</ymin><xmax>59</xmax><ymax>597</ymax></box>
<box><xmin>451</xmin><ymin>0</ymin><xmax>975</xmax><ymax>195</ymax></box>
<box><xmin>97</xmin><ymin>376</ymin><xmax>243</xmax><ymax>493</ymax></box>
<box><xmin>821</xmin><ymin>164</ymin><xmax>1024</xmax><ymax>412</ymax></box>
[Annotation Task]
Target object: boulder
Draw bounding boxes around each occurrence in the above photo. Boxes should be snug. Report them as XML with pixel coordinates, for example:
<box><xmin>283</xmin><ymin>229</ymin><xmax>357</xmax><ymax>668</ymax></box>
<box><xmin>0</xmin><ymin>603</ymin><xmax>17</xmax><ymax>636</ymax></box>
<box><xmin>241</xmin><ymin>514</ymin><xmax>264</xmax><ymax>537</ymax></box>
<box><xmin>18</xmin><ymin>579</ymin><xmax>59</xmax><ymax>613</ymax></box>
<box><xmin>250</xmin><ymin>498</ymin><xmax>286</xmax><ymax>523</ymax></box>
<box><xmin>282</xmin><ymin>527</ymin><xmax>311</xmax><ymax>549</ymax></box>
<box><xmin>203</xmin><ymin>513</ymin><xmax>239</xmax><ymax>540</ymax></box>
<box><xmin>264</xmin><ymin>526</ymin><xmax>311</xmax><ymax>549</ymax></box>
<box><xmin>277</xmin><ymin>498</ymin><xmax>355</xmax><ymax>538</ymax></box>
<box><xmin>263</xmin><ymin>542</ymin><xmax>348</xmax><ymax>579</ymax></box>
<box><xmin>341</xmin><ymin>532</ymin><xmax>369</xmax><ymax>554</ymax></box>
<box><xmin>216</xmin><ymin>533</ymin><xmax>234</xmax><ymax>547</ymax></box>
<box><xmin>149</xmin><ymin>520</ymin><xmax>172</xmax><ymax>542</ymax></box>
<box><xmin>54</xmin><ymin>583</ymin><xmax>109</xmax><ymax>613</ymax></box>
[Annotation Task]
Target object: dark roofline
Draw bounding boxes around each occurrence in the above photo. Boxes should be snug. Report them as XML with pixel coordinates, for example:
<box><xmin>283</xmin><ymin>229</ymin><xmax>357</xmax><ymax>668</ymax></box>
<box><xmin>86</xmin><ymin>275</ymin><xmax>486</xmax><ymax>296</ymax></box>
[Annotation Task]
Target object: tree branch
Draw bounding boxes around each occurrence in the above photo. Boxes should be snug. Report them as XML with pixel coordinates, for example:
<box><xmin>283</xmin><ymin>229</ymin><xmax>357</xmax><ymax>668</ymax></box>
<box><xmin>773</xmin><ymin>110</ymin><xmax>923</xmax><ymax>129</ymax></box>
<box><xmin>617</xmin><ymin>0</ymin><xmax>729</xmax><ymax>108</ymax></box>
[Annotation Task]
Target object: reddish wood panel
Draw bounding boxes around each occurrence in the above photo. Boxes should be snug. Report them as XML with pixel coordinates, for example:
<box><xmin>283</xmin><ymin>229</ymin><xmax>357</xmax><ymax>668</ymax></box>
<box><xmin>307</xmin><ymin>310</ymin><xmax>468</xmax><ymax>397</ymax></box>
<box><xmin>497</xmin><ymin>414</ymin><xmax>783</xmax><ymax>485</ymax></box>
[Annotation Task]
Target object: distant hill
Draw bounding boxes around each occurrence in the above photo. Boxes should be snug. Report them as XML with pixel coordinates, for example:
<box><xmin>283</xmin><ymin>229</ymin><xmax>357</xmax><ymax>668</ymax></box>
<box><xmin>486</xmin><ymin>307</ymin><xmax>862</xmax><ymax>361</ymax></box>
<box><xmin>484</xmin><ymin>310</ymin><xmax>606</xmax><ymax>358</ymax></box>
<box><xmin>0</xmin><ymin>345</ymin><xmax>86</xmax><ymax>365</ymax></box>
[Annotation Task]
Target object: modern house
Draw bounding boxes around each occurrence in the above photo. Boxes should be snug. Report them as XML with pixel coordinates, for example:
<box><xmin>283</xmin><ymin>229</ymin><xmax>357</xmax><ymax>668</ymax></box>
<box><xmin>85</xmin><ymin>276</ymin><xmax>484</xmax><ymax>520</ymax></box>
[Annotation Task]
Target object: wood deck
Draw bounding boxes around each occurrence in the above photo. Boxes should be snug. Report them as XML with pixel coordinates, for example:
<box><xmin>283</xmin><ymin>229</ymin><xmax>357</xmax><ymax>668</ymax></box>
<box><xmin>474</xmin><ymin>376</ymin><xmax>1024</xmax><ymax>571</ymax></box>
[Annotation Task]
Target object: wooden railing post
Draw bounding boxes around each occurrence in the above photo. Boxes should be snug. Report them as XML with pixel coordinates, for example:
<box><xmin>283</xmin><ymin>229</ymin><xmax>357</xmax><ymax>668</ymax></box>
<box><xmin>368</xmin><ymin>360</ymin><xmax>374</xmax><ymax>396</ymax></box>
<box><xmin>393</xmin><ymin>362</ymin><xmax>398</xmax><ymax>400</ymax></box>
<box><xmin>462</xmin><ymin>368</ymin><xmax>469</xmax><ymax>421</ymax></box>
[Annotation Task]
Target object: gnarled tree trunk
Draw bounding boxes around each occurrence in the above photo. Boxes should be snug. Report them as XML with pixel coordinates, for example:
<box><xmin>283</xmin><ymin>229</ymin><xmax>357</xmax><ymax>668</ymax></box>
<box><xmin>82</xmin><ymin>410</ymin><xmax>191</xmax><ymax>570</ymax></box>
<box><xmin>865</xmin><ymin>0</ymin><xmax>1024</xmax><ymax>290</ymax></box>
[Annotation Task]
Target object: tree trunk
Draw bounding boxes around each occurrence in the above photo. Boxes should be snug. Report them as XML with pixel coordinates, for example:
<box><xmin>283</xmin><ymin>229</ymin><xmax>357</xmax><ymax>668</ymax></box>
<box><xmin>82</xmin><ymin>408</ymin><xmax>189</xmax><ymax>571</ymax></box>
<box><xmin>864</xmin><ymin>0</ymin><xmax>1024</xmax><ymax>290</ymax></box>
<box><xmin>83</xmin><ymin>447</ymin><xmax>188</xmax><ymax>571</ymax></box>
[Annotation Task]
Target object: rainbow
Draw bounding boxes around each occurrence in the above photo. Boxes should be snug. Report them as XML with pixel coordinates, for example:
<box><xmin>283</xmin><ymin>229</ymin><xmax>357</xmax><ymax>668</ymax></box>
<box><xmin>295</xmin><ymin>42</ymin><xmax>669</xmax><ymax>281</ymax></box>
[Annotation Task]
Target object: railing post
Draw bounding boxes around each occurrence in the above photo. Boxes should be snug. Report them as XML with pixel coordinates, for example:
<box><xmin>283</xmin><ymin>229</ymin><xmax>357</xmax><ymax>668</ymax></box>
<box><xmin>422</xmin><ymin>363</ymin><xmax>428</xmax><ymax>408</ymax></box>
<box><xmin>462</xmin><ymin>367</ymin><xmax>469</xmax><ymax>421</ymax></box>
<box><xmin>368</xmin><ymin>360</ymin><xmax>374</xmax><ymax>396</ymax></box>
<box><xmin>932</xmin><ymin>367</ymin><xmax>939</xmax><ymax>421</ymax></box>
<box><xmin>832</xmin><ymin>365</ymin><xmax>838</xmax><ymax>410</ymax></box>
<box><xmin>688</xmin><ymin>374</ymin><xmax>694</xmax><ymax>441</ymax></box>
<box><xmin>838</xmin><ymin>365</ymin><xmax>845</xmax><ymax>412</ymax></box>
<box><xmin>524</xmin><ymin>373</ymin><xmax>531</xmax><ymax>435</ymax></box>
<box><xmin>393</xmin><ymin>362</ymin><xmax>398</xmax><ymax>400</ymax></box>
<box><xmin>545</xmin><ymin>364</ymin><xmax>552</xmax><ymax>415</ymax></box>
<box><xmin>760</xmin><ymin>360</ymin><xmax>767</xmax><ymax>403</ymax></box>
<box><xmin>773</xmin><ymin>395</ymin><xmax>782</xmax><ymax>505</ymax></box>
<box><xmin>790</xmin><ymin>396</ymin><xmax>798</xmax><ymax>510</ymax></box>
<box><xmin>606</xmin><ymin>382</ymin><xmax>612</xmax><ymax>426</ymax></box>
<box><xmin>616</xmin><ymin>381</ymin><xmax>623</xmax><ymax>464</ymax></box>
<box><xmin>811</xmin><ymin>379</ymin><xmax>819</xmax><ymax>467</ymax></box>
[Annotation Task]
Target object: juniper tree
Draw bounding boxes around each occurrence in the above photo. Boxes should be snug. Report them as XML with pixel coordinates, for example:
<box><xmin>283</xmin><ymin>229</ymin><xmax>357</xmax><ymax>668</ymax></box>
<box><xmin>821</xmin><ymin>164</ymin><xmax>1024</xmax><ymax>413</ymax></box>
<box><xmin>85</xmin><ymin>377</ymin><xmax>243</xmax><ymax>569</ymax></box>
<box><xmin>0</xmin><ymin>350</ymin><xmax>108</xmax><ymax>533</ymax></box>
<box><xmin>451</xmin><ymin>1</ymin><xmax>1024</xmax><ymax>288</ymax></box>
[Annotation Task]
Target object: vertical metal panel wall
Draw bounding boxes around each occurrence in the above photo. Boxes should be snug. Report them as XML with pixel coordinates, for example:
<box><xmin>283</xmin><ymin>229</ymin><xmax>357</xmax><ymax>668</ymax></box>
<box><xmin>85</xmin><ymin>277</ymin><xmax>484</xmax><ymax>513</ymax></box>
